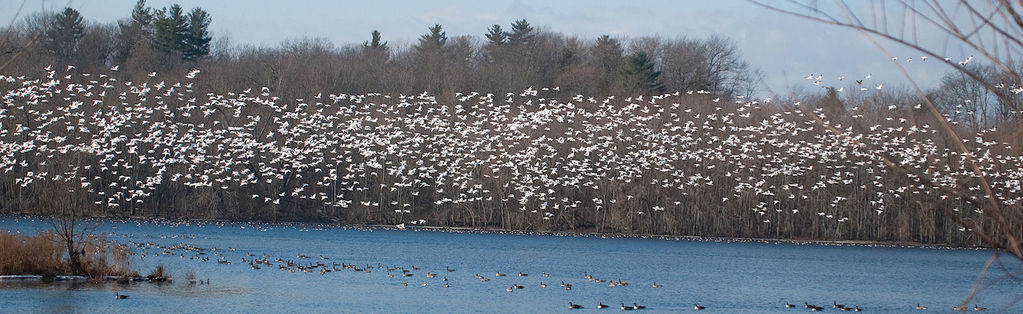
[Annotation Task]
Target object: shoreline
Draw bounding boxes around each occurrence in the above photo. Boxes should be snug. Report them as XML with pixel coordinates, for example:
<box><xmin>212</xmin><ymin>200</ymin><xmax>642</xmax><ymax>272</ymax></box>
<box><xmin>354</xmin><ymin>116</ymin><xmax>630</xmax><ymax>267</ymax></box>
<box><xmin>0</xmin><ymin>214</ymin><xmax>987</xmax><ymax>251</ymax></box>
<box><xmin>365</xmin><ymin>224</ymin><xmax>985</xmax><ymax>250</ymax></box>
<box><xmin>0</xmin><ymin>274</ymin><xmax>168</xmax><ymax>282</ymax></box>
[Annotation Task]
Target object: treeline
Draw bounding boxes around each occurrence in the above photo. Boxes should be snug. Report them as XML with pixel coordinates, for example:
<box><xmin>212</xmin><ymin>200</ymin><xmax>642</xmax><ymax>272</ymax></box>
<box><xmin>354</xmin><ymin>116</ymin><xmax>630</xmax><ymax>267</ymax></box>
<box><xmin>1</xmin><ymin>1</ymin><xmax>1022</xmax><ymax>247</ymax></box>
<box><xmin>4</xmin><ymin>1</ymin><xmax>211</xmax><ymax>71</ymax></box>
<box><xmin>0</xmin><ymin>66</ymin><xmax>1020</xmax><ymax>246</ymax></box>
<box><xmin>0</xmin><ymin>1</ymin><xmax>760</xmax><ymax>101</ymax></box>
<box><xmin>928</xmin><ymin>63</ymin><xmax>1023</xmax><ymax>130</ymax></box>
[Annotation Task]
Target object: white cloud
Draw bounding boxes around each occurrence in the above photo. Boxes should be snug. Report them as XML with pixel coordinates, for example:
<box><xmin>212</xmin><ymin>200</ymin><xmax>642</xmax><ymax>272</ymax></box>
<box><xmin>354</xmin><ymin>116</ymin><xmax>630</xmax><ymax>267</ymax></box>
<box><xmin>420</xmin><ymin>7</ymin><xmax>460</xmax><ymax>24</ymax></box>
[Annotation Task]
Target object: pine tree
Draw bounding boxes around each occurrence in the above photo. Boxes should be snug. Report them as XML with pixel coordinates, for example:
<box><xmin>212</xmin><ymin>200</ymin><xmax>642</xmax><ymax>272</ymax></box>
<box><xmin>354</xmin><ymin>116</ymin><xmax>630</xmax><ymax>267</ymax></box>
<box><xmin>363</xmin><ymin>30</ymin><xmax>387</xmax><ymax>49</ymax></box>
<box><xmin>46</xmin><ymin>8</ymin><xmax>85</xmax><ymax>62</ymax></box>
<box><xmin>129</xmin><ymin>0</ymin><xmax>153</xmax><ymax>29</ymax></box>
<box><xmin>415</xmin><ymin>24</ymin><xmax>447</xmax><ymax>53</ymax></box>
<box><xmin>115</xmin><ymin>0</ymin><xmax>154</xmax><ymax>62</ymax></box>
<box><xmin>413</xmin><ymin>24</ymin><xmax>450</xmax><ymax>92</ymax></box>
<box><xmin>182</xmin><ymin>7</ymin><xmax>211</xmax><ymax>61</ymax></box>
<box><xmin>362</xmin><ymin>30</ymin><xmax>389</xmax><ymax>62</ymax></box>
<box><xmin>483</xmin><ymin>24</ymin><xmax>507</xmax><ymax>63</ymax></box>
<box><xmin>504</xmin><ymin>19</ymin><xmax>535</xmax><ymax>64</ymax></box>
<box><xmin>506</xmin><ymin>19</ymin><xmax>534</xmax><ymax>47</ymax></box>
<box><xmin>153</xmin><ymin>4</ymin><xmax>188</xmax><ymax>56</ymax></box>
<box><xmin>620</xmin><ymin>51</ymin><xmax>664</xmax><ymax>94</ymax></box>
<box><xmin>485</xmin><ymin>24</ymin><xmax>507</xmax><ymax>46</ymax></box>
<box><xmin>591</xmin><ymin>35</ymin><xmax>623</xmax><ymax>94</ymax></box>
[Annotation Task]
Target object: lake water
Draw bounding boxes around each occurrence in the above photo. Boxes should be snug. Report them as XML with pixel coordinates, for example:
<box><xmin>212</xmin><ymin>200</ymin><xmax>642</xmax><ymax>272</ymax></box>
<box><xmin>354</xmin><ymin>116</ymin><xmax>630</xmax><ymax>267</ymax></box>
<box><xmin>0</xmin><ymin>217</ymin><xmax>1019</xmax><ymax>313</ymax></box>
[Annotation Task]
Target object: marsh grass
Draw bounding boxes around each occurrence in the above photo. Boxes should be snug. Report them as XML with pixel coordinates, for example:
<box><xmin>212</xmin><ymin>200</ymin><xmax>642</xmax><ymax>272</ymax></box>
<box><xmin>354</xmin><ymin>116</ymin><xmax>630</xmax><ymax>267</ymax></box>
<box><xmin>0</xmin><ymin>230</ymin><xmax>138</xmax><ymax>278</ymax></box>
<box><xmin>0</xmin><ymin>231</ymin><xmax>63</xmax><ymax>276</ymax></box>
<box><xmin>147</xmin><ymin>264</ymin><xmax>170</xmax><ymax>282</ymax></box>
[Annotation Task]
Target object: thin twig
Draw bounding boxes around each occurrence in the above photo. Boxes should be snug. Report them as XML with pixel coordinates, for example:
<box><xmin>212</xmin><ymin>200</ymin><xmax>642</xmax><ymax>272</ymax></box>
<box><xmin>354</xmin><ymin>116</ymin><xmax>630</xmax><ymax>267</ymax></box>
<box><xmin>749</xmin><ymin>0</ymin><xmax>1023</xmax><ymax>259</ymax></box>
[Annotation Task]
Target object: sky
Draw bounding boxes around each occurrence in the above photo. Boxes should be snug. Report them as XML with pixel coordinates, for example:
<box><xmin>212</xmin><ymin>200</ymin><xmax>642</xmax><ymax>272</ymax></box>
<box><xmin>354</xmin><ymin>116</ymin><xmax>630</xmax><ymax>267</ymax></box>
<box><xmin>0</xmin><ymin>0</ymin><xmax>981</xmax><ymax>95</ymax></box>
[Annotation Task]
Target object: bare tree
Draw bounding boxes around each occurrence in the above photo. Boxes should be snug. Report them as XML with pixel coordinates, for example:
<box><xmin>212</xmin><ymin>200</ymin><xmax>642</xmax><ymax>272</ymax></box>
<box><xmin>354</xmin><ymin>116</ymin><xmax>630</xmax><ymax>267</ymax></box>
<box><xmin>751</xmin><ymin>0</ymin><xmax>1023</xmax><ymax>307</ymax></box>
<box><xmin>36</xmin><ymin>153</ymin><xmax>96</xmax><ymax>276</ymax></box>
<box><xmin>0</xmin><ymin>9</ymin><xmax>53</xmax><ymax>72</ymax></box>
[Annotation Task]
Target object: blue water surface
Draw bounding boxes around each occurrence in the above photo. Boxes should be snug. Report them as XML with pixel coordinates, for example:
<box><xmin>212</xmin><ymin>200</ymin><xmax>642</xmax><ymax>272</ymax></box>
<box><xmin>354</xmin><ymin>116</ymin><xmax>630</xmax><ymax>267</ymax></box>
<box><xmin>0</xmin><ymin>217</ymin><xmax>1019</xmax><ymax>313</ymax></box>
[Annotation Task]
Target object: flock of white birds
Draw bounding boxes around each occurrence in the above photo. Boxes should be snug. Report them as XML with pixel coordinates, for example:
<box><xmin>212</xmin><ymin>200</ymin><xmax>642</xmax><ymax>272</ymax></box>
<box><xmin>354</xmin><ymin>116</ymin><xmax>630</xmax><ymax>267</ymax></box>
<box><xmin>0</xmin><ymin>62</ymin><xmax>1020</xmax><ymax>234</ymax></box>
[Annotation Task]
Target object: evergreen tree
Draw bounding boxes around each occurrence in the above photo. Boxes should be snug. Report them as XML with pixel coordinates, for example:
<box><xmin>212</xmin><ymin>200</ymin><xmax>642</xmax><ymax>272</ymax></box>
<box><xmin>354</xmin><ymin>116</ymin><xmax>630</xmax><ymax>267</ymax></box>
<box><xmin>483</xmin><ymin>24</ymin><xmax>507</xmax><ymax>62</ymax></box>
<box><xmin>362</xmin><ymin>30</ymin><xmax>389</xmax><ymax>62</ymax></box>
<box><xmin>484</xmin><ymin>24</ymin><xmax>507</xmax><ymax>46</ymax></box>
<box><xmin>183</xmin><ymin>7</ymin><xmax>211</xmax><ymax>61</ymax></box>
<box><xmin>129</xmin><ymin>0</ymin><xmax>153</xmax><ymax>29</ymax></box>
<box><xmin>115</xmin><ymin>0</ymin><xmax>154</xmax><ymax>62</ymax></box>
<box><xmin>46</xmin><ymin>8</ymin><xmax>85</xmax><ymax>62</ymax></box>
<box><xmin>591</xmin><ymin>35</ymin><xmax>623</xmax><ymax>94</ymax></box>
<box><xmin>503</xmin><ymin>19</ymin><xmax>534</xmax><ymax>64</ymax></box>
<box><xmin>620</xmin><ymin>51</ymin><xmax>664</xmax><ymax>94</ymax></box>
<box><xmin>362</xmin><ymin>30</ymin><xmax>387</xmax><ymax>49</ymax></box>
<box><xmin>506</xmin><ymin>19</ymin><xmax>534</xmax><ymax>47</ymax></box>
<box><xmin>152</xmin><ymin>4</ymin><xmax>188</xmax><ymax>56</ymax></box>
<box><xmin>413</xmin><ymin>24</ymin><xmax>451</xmax><ymax>92</ymax></box>
<box><xmin>415</xmin><ymin>24</ymin><xmax>447</xmax><ymax>53</ymax></box>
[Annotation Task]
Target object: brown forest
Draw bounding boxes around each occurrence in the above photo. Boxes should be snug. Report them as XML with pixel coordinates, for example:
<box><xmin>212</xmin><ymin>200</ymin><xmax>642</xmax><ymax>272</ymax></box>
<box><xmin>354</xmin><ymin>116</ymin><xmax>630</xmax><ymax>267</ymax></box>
<box><xmin>1</xmin><ymin>2</ymin><xmax>1022</xmax><ymax>247</ymax></box>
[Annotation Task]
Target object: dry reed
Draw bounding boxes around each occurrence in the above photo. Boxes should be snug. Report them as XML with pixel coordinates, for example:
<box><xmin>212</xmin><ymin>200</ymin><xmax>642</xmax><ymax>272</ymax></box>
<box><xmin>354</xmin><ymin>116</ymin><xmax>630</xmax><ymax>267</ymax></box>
<box><xmin>0</xmin><ymin>230</ymin><xmax>138</xmax><ymax>278</ymax></box>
